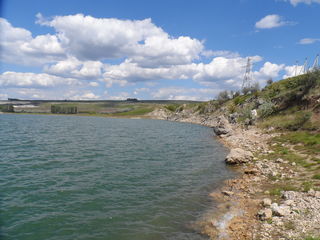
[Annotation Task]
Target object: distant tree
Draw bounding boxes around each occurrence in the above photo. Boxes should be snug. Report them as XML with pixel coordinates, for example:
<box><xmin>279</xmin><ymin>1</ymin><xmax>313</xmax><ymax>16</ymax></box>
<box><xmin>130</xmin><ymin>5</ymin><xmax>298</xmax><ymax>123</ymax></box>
<box><xmin>242</xmin><ymin>82</ymin><xmax>260</xmax><ymax>95</ymax></box>
<box><xmin>233</xmin><ymin>91</ymin><xmax>241</xmax><ymax>98</ymax></box>
<box><xmin>217</xmin><ymin>90</ymin><xmax>231</xmax><ymax>101</ymax></box>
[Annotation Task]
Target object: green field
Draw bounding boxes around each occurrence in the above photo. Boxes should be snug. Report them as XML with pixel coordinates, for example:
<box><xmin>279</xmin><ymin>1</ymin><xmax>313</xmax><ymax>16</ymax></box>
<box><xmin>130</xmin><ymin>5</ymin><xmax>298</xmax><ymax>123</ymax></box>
<box><xmin>0</xmin><ymin>99</ymin><xmax>201</xmax><ymax>117</ymax></box>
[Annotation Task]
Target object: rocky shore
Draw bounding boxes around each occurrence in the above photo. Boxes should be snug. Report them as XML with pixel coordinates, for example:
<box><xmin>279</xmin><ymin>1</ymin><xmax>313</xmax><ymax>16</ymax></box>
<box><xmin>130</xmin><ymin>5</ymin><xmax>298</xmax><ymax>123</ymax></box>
<box><xmin>147</xmin><ymin>108</ymin><xmax>320</xmax><ymax>240</ymax></box>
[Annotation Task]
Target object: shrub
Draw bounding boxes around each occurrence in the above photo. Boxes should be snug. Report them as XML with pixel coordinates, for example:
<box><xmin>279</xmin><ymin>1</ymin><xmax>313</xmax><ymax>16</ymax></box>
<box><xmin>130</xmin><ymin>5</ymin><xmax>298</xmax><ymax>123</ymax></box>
<box><xmin>258</xmin><ymin>101</ymin><xmax>276</xmax><ymax>118</ymax></box>
<box><xmin>217</xmin><ymin>90</ymin><xmax>231</xmax><ymax>102</ymax></box>
<box><xmin>233</xmin><ymin>95</ymin><xmax>249</xmax><ymax>105</ymax></box>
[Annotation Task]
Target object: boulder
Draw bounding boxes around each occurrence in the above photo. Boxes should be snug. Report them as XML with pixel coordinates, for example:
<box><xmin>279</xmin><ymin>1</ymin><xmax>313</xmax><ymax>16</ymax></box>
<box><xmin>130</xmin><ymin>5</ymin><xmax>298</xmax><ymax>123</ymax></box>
<box><xmin>271</xmin><ymin>203</ymin><xmax>291</xmax><ymax>217</ymax></box>
<box><xmin>225</xmin><ymin>148</ymin><xmax>254</xmax><ymax>164</ymax></box>
<box><xmin>213</xmin><ymin>116</ymin><xmax>233</xmax><ymax>136</ymax></box>
<box><xmin>258</xmin><ymin>208</ymin><xmax>272</xmax><ymax>221</ymax></box>
<box><xmin>262</xmin><ymin>198</ymin><xmax>272</xmax><ymax>207</ymax></box>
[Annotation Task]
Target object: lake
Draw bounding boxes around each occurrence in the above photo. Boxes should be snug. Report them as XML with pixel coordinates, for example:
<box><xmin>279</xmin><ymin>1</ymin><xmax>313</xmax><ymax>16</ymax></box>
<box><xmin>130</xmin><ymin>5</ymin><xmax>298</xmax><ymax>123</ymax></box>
<box><xmin>0</xmin><ymin>114</ymin><xmax>233</xmax><ymax>240</ymax></box>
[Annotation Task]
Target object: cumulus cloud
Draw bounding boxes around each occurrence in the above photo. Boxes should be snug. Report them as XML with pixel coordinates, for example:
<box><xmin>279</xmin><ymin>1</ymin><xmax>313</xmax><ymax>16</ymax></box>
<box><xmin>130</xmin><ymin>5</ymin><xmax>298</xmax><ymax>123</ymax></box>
<box><xmin>284</xmin><ymin>0</ymin><xmax>320</xmax><ymax>6</ymax></box>
<box><xmin>298</xmin><ymin>38</ymin><xmax>320</xmax><ymax>44</ymax></box>
<box><xmin>0</xmin><ymin>72</ymin><xmax>80</xmax><ymax>87</ymax></box>
<box><xmin>69</xmin><ymin>91</ymin><xmax>100</xmax><ymax>100</ymax></box>
<box><xmin>255</xmin><ymin>14</ymin><xmax>290</xmax><ymax>29</ymax></box>
<box><xmin>283</xmin><ymin>64</ymin><xmax>304</xmax><ymax>78</ymax></box>
<box><xmin>0</xmin><ymin>15</ymin><xmax>299</xmax><ymax>100</ymax></box>
<box><xmin>0</xmin><ymin>18</ymin><xmax>65</xmax><ymax>65</ymax></box>
<box><xmin>44</xmin><ymin>57</ymin><xmax>103</xmax><ymax>79</ymax></box>
<box><xmin>36</xmin><ymin>13</ymin><xmax>204</xmax><ymax>67</ymax></box>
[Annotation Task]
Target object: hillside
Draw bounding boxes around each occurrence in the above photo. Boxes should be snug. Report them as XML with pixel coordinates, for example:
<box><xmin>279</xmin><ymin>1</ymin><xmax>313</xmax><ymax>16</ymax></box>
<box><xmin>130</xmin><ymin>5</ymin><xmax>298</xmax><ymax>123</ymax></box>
<box><xmin>149</xmin><ymin>70</ymin><xmax>320</xmax><ymax>240</ymax></box>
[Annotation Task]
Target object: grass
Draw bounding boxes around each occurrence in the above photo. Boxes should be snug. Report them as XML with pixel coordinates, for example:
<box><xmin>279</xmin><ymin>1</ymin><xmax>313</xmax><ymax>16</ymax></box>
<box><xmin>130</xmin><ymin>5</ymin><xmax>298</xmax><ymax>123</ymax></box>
<box><xmin>279</xmin><ymin>131</ymin><xmax>320</xmax><ymax>155</ymax></box>
<box><xmin>304</xmin><ymin>237</ymin><xmax>320</xmax><ymax>240</ymax></box>
<box><xmin>312</xmin><ymin>174</ymin><xmax>320</xmax><ymax>180</ymax></box>
<box><xmin>110</xmin><ymin>107</ymin><xmax>154</xmax><ymax>116</ymax></box>
<box><xmin>259</xmin><ymin>111</ymin><xmax>312</xmax><ymax>131</ymax></box>
<box><xmin>269</xmin><ymin>185</ymin><xmax>299</xmax><ymax>196</ymax></box>
<box><xmin>302</xmin><ymin>181</ymin><xmax>314</xmax><ymax>192</ymax></box>
<box><xmin>164</xmin><ymin>104</ymin><xmax>182</xmax><ymax>112</ymax></box>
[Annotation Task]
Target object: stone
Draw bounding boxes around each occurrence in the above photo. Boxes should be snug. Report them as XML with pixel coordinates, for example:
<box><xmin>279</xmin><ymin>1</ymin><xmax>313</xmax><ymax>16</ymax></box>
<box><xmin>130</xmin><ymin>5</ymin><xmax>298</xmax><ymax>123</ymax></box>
<box><xmin>271</xmin><ymin>203</ymin><xmax>291</xmax><ymax>217</ymax></box>
<box><xmin>284</xmin><ymin>200</ymin><xmax>294</xmax><ymax>206</ymax></box>
<box><xmin>225</xmin><ymin>148</ymin><xmax>254</xmax><ymax>165</ymax></box>
<box><xmin>213</xmin><ymin>116</ymin><xmax>233</xmax><ymax>136</ymax></box>
<box><xmin>275</xmin><ymin>158</ymin><xmax>284</xmax><ymax>163</ymax></box>
<box><xmin>262</xmin><ymin>198</ymin><xmax>272</xmax><ymax>207</ymax></box>
<box><xmin>244</xmin><ymin>168</ymin><xmax>259</xmax><ymax>175</ymax></box>
<box><xmin>222</xmin><ymin>190</ymin><xmax>234</xmax><ymax>196</ymax></box>
<box><xmin>258</xmin><ymin>208</ymin><xmax>273</xmax><ymax>220</ymax></box>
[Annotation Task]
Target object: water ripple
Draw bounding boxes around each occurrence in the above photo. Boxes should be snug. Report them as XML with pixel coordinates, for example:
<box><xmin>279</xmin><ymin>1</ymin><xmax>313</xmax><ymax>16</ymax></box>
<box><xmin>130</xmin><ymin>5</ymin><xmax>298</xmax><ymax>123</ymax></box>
<box><xmin>0</xmin><ymin>114</ymin><xmax>234</xmax><ymax>240</ymax></box>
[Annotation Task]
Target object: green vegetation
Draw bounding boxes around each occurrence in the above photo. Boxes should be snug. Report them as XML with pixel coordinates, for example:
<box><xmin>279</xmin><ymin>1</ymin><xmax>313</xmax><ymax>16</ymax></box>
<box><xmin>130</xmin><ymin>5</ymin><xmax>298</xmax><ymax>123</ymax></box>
<box><xmin>304</xmin><ymin>237</ymin><xmax>320</xmax><ymax>240</ymax></box>
<box><xmin>259</xmin><ymin>111</ymin><xmax>312</xmax><ymax>131</ymax></box>
<box><xmin>269</xmin><ymin>184</ymin><xmax>299</xmax><ymax>196</ymax></box>
<box><xmin>312</xmin><ymin>174</ymin><xmax>320</xmax><ymax>180</ymax></box>
<box><xmin>164</xmin><ymin>104</ymin><xmax>181</xmax><ymax>112</ymax></box>
<box><xmin>110</xmin><ymin>107</ymin><xmax>154</xmax><ymax>116</ymax></box>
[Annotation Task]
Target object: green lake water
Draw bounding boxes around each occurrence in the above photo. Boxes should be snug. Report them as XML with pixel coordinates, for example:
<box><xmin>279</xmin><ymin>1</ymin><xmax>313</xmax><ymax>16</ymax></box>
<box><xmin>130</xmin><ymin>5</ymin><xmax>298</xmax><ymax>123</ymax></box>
<box><xmin>0</xmin><ymin>114</ymin><xmax>233</xmax><ymax>240</ymax></box>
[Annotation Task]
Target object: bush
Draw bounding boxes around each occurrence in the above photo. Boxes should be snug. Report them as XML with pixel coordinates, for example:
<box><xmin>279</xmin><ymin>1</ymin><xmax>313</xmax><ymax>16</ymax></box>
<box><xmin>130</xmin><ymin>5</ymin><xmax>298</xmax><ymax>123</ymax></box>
<box><xmin>217</xmin><ymin>90</ymin><xmax>231</xmax><ymax>102</ymax></box>
<box><xmin>233</xmin><ymin>95</ymin><xmax>249</xmax><ymax>105</ymax></box>
<box><xmin>258</xmin><ymin>101</ymin><xmax>276</xmax><ymax>118</ymax></box>
<box><xmin>164</xmin><ymin>104</ymin><xmax>180</xmax><ymax>112</ymax></box>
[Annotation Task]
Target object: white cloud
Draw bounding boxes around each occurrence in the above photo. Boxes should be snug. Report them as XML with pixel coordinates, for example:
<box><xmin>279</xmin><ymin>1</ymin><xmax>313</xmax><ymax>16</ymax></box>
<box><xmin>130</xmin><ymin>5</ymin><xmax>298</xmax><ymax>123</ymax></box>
<box><xmin>89</xmin><ymin>81</ymin><xmax>99</xmax><ymax>87</ymax></box>
<box><xmin>0</xmin><ymin>18</ymin><xmax>65</xmax><ymax>65</ymax></box>
<box><xmin>106</xmin><ymin>92</ymin><xmax>130</xmax><ymax>100</ymax></box>
<box><xmin>133</xmin><ymin>88</ymin><xmax>150</xmax><ymax>95</ymax></box>
<box><xmin>201</xmin><ymin>50</ymin><xmax>240</xmax><ymax>58</ymax></box>
<box><xmin>36</xmin><ymin>13</ymin><xmax>204</xmax><ymax>67</ymax></box>
<box><xmin>0</xmin><ymin>72</ymin><xmax>80</xmax><ymax>87</ymax></box>
<box><xmin>44</xmin><ymin>57</ymin><xmax>103</xmax><ymax>79</ymax></box>
<box><xmin>69</xmin><ymin>91</ymin><xmax>100</xmax><ymax>100</ymax></box>
<box><xmin>284</xmin><ymin>0</ymin><xmax>320</xmax><ymax>6</ymax></box>
<box><xmin>255</xmin><ymin>15</ymin><xmax>289</xmax><ymax>29</ymax></box>
<box><xmin>283</xmin><ymin>64</ymin><xmax>304</xmax><ymax>78</ymax></box>
<box><xmin>257</xmin><ymin>62</ymin><xmax>285</xmax><ymax>78</ymax></box>
<box><xmin>298</xmin><ymin>38</ymin><xmax>320</xmax><ymax>44</ymax></box>
<box><xmin>102</xmin><ymin>56</ymin><xmax>263</xmax><ymax>84</ymax></box>
<box><xmin>151</xmin><ymin>87</ymin><xmax>220</xmax><ymax>101</ymax></box>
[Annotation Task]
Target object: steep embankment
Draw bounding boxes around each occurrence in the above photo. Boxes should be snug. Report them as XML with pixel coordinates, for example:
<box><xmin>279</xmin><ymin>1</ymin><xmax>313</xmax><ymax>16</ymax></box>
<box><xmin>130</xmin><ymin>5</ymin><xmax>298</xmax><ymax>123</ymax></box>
<box><xmin>148</xmin><ymin>70</ymin><xmax>320</xmax><ymax>240</ymax></box>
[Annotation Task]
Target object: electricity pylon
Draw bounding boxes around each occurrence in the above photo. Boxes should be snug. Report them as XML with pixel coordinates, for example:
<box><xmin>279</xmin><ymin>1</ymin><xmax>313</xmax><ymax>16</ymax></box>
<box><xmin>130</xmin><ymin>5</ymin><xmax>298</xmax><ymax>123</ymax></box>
<box><xmin>300</xmin><ymin>57</ymin><xmax>308</xmax><ymax>74</ymax></box>
<box><xmin>242</xmin><ymin>57</ymin><xmax>253</xmax><ymax>91</ymax></box>
<box><xmin>311</xmin><ymin>54</ymin><xmax>319</xmax><ymax>70</ymax></box>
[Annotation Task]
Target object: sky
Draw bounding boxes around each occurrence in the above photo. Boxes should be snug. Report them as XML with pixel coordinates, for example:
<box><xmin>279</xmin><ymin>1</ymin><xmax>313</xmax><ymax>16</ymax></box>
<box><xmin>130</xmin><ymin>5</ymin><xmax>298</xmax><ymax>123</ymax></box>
<box><xmin>0</xmin><ymin>0</ymin><xmax>319</xmax><ymax>101</ymax></box>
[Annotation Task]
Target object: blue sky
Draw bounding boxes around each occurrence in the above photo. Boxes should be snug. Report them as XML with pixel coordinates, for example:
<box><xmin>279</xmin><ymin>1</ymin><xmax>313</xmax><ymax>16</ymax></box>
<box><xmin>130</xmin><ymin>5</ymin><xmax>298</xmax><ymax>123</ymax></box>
<box><xmin>0</xmin><ymin>0</ymin><xmax>319</xmax><ymax>100</ymax></box>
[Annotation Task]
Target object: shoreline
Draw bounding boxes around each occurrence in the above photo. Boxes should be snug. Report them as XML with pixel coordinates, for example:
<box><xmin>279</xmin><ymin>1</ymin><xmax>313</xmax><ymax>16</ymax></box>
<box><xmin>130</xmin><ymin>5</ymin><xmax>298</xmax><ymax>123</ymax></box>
<box><xmin>2</xmin><ymin>110</ymin><xmax>320</xmax><ymax>239</ymax></box>
<box><xmin>147</xmin><ymin>108</ymin><xmax>320</xmax><ymax>240</ymax></box>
